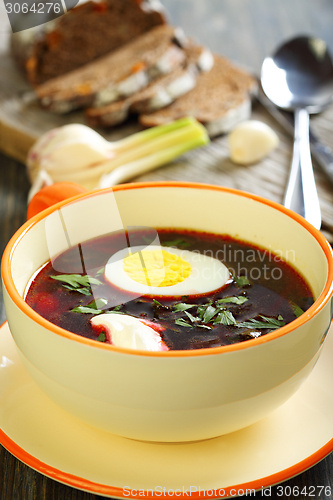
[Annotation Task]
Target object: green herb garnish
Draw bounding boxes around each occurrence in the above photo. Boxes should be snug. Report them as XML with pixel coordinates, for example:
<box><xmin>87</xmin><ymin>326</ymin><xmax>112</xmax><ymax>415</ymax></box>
<box><xmin>51</xmin><ymin>274</ymin><xmax>102</xmax><ymax>296</ymax></box>
<box><xmin>71</xmin><ymin>298</ymin><xmax>108</xmax><ymax>315</ymax></box>
<box><xmin>233</xmin><ymin>275</ymin><xmax>250</xmax><ymax>287</ymax></box>
<box><xmin>153</xmin><ymin>299</ymin><xmax>168</xmax><ymax>309</ymax></box>
<box><xmin>173</xmin><ymin>303</ymin><xmax>196</xmax><ymax>313</ymax></box>
<box><xmin>173</xmin><ymin>298</ymin><xmax>285</xmax><ymax>334</ymax></box>
<box><xmin>213</xmin><ymin>310</ymin><xmax>237</xmax><ymax>325</ymax></box>
<box><xmin>236</xmin><ymin>315</ymin><xmax>285</xmax><ymax>330</ymax></box>
<box><xmin>62</xmin><ymin>285</ymin><xmax>92</xmax><ymax>296</ymax></box>
<box><xmin>197</xmin><ymin>305</ymin><xmax>207</xmax><ymax>320</ymax></box>
<box><xmin>216</xmin><ymin>296</ymin><xmax>248</xmax><ymax>306</ymax></box>
<box><xmin>202</xmin><ymin>305</ymin><xmax>218</xmax><ymax>323</ymax></box>
<box><xmin>92</xmin><ymin>298</ymin><xmax>108</xmax><ymax>309</ymax></box>
<box><xmin>95</xmin><ymin>268</ymin><xmax>105</xmax><ymax>276</ymax></box>
<box><xmin>97</xmin><ymin>332</ymin><xmax>106</xmax><ymax>342</ymax></box>
<box><xmin>162</xmin><ymin>238</ymin><xmax>191</xmax><ymax>249</ymax></box>
<box><xmin>175</xmin><ymin>318</ymin><xmax>193</xmax><ymax>328</ymax></box>
<box><xmin>290</xmin><ymin>302</ymin><xmax>305</xmax><ymax>318</ymax></box>
<box><xmin>105</xmin><ymin>304</ymin><xmax>125</xmax><ymax>314</ymax></box>
<box><xmin>71</xmin><ymin>305</ymin><xmax>103</xmax><ymax>314</ymax></box>
<box><xmin>184</xmin><ymin>311</ymin><xmax>200</xmax><ymax>323</ymax></box>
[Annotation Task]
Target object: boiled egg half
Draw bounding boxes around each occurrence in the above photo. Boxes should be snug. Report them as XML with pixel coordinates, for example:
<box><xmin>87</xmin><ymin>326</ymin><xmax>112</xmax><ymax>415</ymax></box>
<box><xmin>104</xmin><ymin>245</ymin><xmax>230</xmax><ymax>296</ymax></box>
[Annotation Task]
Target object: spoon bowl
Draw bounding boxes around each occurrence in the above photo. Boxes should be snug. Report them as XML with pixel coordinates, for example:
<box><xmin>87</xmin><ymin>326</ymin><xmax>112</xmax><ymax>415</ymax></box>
<box><xmin>261</xmin><ymin>36</ymin><xmax>333</xmax><ymax>229</ymax></box>
<box><xmin>262</xmin><ymin>36</ymin><xmax>333</xmax><ymax>112</ymax></box>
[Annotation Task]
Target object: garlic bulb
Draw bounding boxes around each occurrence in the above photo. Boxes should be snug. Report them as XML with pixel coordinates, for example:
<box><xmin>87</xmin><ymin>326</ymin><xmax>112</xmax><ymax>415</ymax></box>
<box><xmin>26</xmin><ymin>118</ymin><xmax>209</xmax><ymax>201</ymax></box>
<box><xmin>27</xmin><ymin>124</ymin><xmax>114</xmax><ymax>190</ymax></box>
<box><xmin>228</xmin><ymin>120</ymin><xmax>279</xmax><ymax>165</ymax></box>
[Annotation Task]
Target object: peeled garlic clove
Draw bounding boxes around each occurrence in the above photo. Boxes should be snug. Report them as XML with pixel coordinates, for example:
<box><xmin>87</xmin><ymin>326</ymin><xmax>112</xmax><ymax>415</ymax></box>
<box><xmin>228</xmin><ymin>120</ymin><xmax>279</xmax><ymax>165</ymax></box>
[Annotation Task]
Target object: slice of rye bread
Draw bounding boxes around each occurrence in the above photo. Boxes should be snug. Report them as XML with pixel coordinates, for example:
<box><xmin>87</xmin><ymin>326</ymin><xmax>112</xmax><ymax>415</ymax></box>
<box><xmin>139</xmin><ymin>54</ymin><xmax>258</xmax><ymax>137</ymax></box>
<box><xmin>85</xmin><ymin>44</ymin><xmax>214</xmax><ymax>128</ymax></box>
<box><xmin>11</xmin><ymin>0</ymin><xmax>167</xmax><ymax>86</ymax></box>
<box><xmin>35</xmin><ymin>25</ymin><xmax>187</xmax><ymax>114</ymax></box>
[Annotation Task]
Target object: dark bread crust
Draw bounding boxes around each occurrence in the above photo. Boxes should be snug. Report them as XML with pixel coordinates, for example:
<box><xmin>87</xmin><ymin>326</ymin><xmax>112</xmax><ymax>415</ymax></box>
<box><xmin>85</xmin><ymin>43</ymin><xmax>212</xmax><ymax>128</ymax></box>
<box><xmin>13</xmin><ymin>0</ymin><xmax>167</xmax><ymax>86</ymax></box>
<box><xmin>139</xmin><ymin>54</ymin><xmax>257</xmax><ymax>136</ymax></box>
<box><xmin>35</xmin><ymin>25</ymin><xmax>187</xmax><ymax>113</ymax></box>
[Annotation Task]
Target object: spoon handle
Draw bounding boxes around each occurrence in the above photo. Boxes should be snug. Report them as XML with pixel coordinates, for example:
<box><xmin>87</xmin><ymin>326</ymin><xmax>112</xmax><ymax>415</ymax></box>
<box><xmin>257</xmin><ymin>89</ymin><xmax>333</xmax><ymax>187</ymax></box>
<box><xmin>309</xmin><ymin>131</ymin><xmax>333</xmax><ymax>183</ymax></box>
<box><xmin>284</xmin><ymin>108</ymin><xmax>322</xmax><ymax>230</ymax></box>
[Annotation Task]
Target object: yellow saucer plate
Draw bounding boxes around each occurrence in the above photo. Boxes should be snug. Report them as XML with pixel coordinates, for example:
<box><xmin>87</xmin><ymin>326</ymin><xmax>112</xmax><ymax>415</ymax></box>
<box><xmin>1</xmin><ymin>321</ymin><xmax>333</xmax><ymax>498</ymax></box>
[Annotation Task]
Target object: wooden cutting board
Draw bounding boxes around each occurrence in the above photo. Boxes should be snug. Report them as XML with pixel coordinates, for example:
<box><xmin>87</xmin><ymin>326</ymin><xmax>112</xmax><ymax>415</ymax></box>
<box><xmin>1</xmin><ymin>41</ymin><xmax>333</xmax><ymax>242</ymax></box>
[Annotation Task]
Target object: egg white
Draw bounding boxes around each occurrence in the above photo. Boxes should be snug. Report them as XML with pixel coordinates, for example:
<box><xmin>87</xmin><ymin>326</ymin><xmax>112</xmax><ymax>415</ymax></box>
<box><xmin>104</xmin><ymin>245</ymin><xmax>230</xmax><ymax>296</ymax></box>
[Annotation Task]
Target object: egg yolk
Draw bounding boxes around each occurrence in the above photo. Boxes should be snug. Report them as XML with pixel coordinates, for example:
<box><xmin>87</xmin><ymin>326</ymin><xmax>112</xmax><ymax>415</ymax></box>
<box><xmin>123</xmin><ymin>249</ymin><xmax>192</xmax><ymax>287</ymax></box>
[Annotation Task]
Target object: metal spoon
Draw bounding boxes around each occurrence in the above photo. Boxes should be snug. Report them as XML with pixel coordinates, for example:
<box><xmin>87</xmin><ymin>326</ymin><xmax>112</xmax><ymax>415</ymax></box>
<box><xmin>261</xmin><ymin>35</ymin><xmax>333</xmax><ymax>229</ymax></box>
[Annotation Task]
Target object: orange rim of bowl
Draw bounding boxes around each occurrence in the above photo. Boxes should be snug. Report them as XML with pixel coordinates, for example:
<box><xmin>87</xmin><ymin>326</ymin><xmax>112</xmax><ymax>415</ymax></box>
<box><xmin>2</xmin><ymin>181</ymin><xmax>333</xmax><ymax>357</ymax></box>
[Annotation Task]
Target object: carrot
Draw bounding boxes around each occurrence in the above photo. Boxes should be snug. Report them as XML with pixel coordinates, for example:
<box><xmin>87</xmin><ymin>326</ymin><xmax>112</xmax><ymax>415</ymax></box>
<box><xmin>27</xmin><ymin>182</ymin><xmax>88</xmax><ymax>219</ymax></box>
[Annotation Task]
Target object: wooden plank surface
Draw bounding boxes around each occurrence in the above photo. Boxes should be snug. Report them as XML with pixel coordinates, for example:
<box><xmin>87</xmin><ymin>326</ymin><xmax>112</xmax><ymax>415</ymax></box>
<box><xmin>1</xmin><ymin>1</ymin><xmax>333</xmax><ymax>499</ymax></box>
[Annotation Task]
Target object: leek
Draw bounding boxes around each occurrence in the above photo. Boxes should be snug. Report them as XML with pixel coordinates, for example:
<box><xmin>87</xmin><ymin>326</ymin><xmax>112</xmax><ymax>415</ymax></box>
<box><xmin>27</xmin><ymin>117</ymin><xmax>210</xmax><ymax>197</ymax></box>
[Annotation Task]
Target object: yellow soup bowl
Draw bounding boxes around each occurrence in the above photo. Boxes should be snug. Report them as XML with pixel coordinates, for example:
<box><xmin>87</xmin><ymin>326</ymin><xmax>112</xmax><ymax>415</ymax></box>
<box><xmin>2</xmin><ymin>182</ymin><xmax>333</xmax><ymax>442</ymax></box>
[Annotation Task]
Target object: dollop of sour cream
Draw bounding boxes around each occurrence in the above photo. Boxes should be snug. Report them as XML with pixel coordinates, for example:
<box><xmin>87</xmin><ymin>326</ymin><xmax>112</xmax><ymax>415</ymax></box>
<box><xmin>90</xmin><ymin>314</ymin><xmax>169</xmax><ymax>351</ymax></box>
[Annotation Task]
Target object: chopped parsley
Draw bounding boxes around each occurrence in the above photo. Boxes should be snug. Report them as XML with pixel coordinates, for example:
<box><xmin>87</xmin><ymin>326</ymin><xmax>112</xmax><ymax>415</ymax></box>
<box><xmin>112</xmin><ymin>304</ymin><xmax>124</xmax><ymax>311</ymax></box>
<box><xmin>71</xmin><ymin>298</ymin><xmax>108</xmax><ymax>315</ymax></box>
<box><xmin>153</xmin><ymin>299</ymin><xmax>168</xmax><ymax>309</ymax></box>
<box><xmin>236</xmin><ymin>315</ymin><xmax>285</xmax><ymax>330</ymax></box>
<box><xmin>233</xmin><ymin>275</ymin><xmax>251</xmax><ymax>287</ymax></box>
<box><xmin>202</xmin><ymin>305</ymin><xmax>218</xmax><ymax>323</ymax></box>
<box><xmin>106</xmin><ymin>310</ymin><xmax>126</xmax><ymax>315</ymax></box>
<box><xmin>173</xmin><ymin>295</ymin><xmax>285</xmax><ymax>335</ymax></box>
<box><xmin>214</xmin><ymin>310</ymin><xmax>237</xmax><ymax>326</ymax></box>
<box><xmin>51</xmin><ymin>274</ymin><xmax>102</xmax><ymax>296</ymax></box>
<box><xmin>216</xmin><ymin>296</ymin><xmax>248</xmax><ymax>306</ymax></box>
<box><xmin>173</xmin><ymin>303</ymin><xmax>196</xmax><ymax>313</ymax></box>
<box><xmin>95</xmin><ymin>267</ymin><xmax>105</xmax><ymax>276</ymax></box>
<box><xmin>184</xmin><ymin>310</ymin><xmax>200</xmax><ymax>323</ymax></box>
<box><xmin>162</xmin><ymin>238</ymin><xmax>191</xmax><ymax>249</ymax></box>
<box><xmin>290</xmin><ymin>302</ymin><xmax>305</xmax><ymax>318</ymax></box>
<box><xmin>175</xmin><ymin>318</ymin><xmax>193</xmax><ymax>328</ymax></box>
<box><xmin>56</xmin><ymin>272</ymin><xmax>287</xmax><ymax>339</ymax></box>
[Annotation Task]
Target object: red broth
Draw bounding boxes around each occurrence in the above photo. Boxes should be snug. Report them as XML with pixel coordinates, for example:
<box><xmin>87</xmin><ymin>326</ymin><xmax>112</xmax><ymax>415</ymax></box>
<box><xmin>25</xmin><ymin>229</ymin><xmax>314</xmax><ymax>350</ymax></box>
